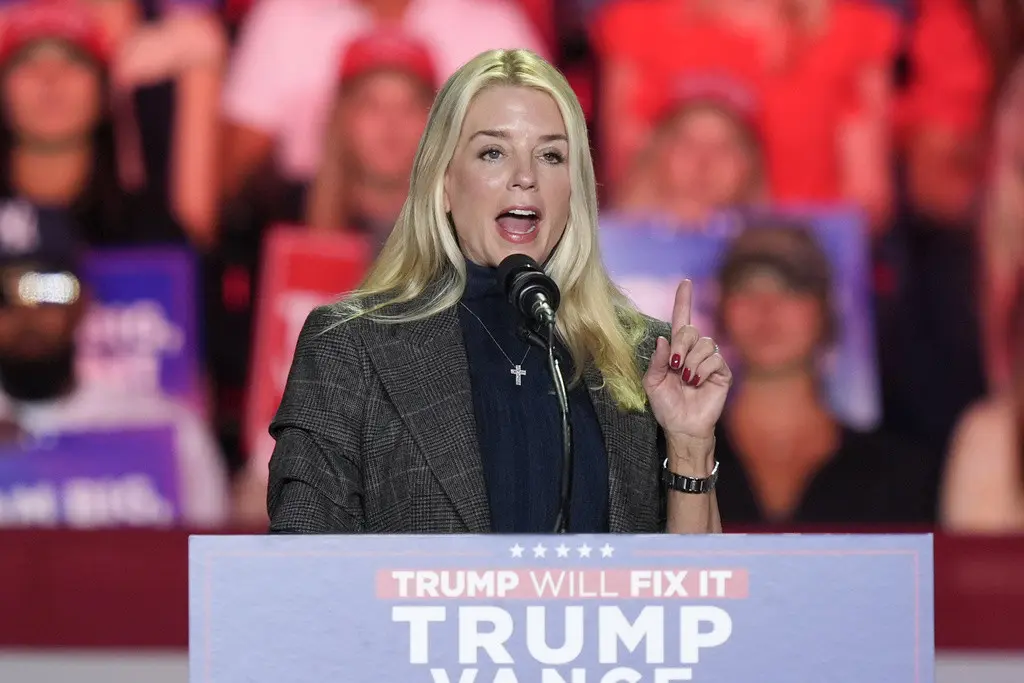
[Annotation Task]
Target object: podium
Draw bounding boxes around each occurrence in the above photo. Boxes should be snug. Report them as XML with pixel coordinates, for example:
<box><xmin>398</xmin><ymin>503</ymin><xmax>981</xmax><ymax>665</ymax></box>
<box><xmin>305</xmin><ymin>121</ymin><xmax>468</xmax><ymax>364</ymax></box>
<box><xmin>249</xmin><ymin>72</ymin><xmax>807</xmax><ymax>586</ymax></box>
<box><xmin>189</xmin><ymin>533</ymin><xmax>934</xmax><ymax>682</ymax></box>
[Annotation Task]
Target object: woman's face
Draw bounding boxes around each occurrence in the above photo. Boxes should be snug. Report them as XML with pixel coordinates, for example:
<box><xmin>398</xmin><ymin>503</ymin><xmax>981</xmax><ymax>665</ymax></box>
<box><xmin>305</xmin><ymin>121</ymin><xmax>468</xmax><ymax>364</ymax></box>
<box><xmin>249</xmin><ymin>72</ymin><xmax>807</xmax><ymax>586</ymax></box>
<box><xmin>720</xmin><ymin>270</ymin><xmax>825</xmax><ymax>375</ymax></box>
<box><xmin>343</xmin><ymin>70</ymin><xmax>431</xmax><ymax>184</ymax></box>
<box><xmin>3</xmin><ymin>42</ymin><xmax>102</xmax><ymax>146</ymax></box>
<box><xmin>657</xmin><ymin>106</ymin><xmax>756</xmax><ymax>219</ymax></box>
<box><xmin>444</xmin><ymin>85</ymin><xmax>571</xmax><ymax>267</ymax></box>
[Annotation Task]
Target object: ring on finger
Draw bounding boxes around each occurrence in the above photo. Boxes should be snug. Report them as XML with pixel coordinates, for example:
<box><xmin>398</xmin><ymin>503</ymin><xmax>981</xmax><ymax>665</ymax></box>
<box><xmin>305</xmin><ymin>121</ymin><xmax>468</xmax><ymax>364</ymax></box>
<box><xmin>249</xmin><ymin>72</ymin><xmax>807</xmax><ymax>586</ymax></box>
<box><xmin>697</xmin><ymin>336</ymin><xmax>719</xmax><ymax>355</ymax></box>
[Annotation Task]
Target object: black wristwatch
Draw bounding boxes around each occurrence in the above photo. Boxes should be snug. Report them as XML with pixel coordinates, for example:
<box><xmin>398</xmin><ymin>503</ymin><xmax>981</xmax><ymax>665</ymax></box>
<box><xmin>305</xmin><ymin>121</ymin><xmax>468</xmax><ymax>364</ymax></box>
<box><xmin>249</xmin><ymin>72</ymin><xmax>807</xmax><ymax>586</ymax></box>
<box><xmin>662</xmin><ymin>459</ymin><xmax>720</xmax><ymax>494</ymax></box>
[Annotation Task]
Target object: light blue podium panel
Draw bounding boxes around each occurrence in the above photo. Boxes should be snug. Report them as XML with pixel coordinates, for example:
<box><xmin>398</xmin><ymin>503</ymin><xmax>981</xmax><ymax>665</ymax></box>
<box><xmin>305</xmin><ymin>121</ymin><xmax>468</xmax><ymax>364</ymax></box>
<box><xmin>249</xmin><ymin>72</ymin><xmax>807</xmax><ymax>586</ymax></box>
<box><xmin>189</xmin><ymin>533</ymin><xmax>934</xmax><ymax>683</ymax></box>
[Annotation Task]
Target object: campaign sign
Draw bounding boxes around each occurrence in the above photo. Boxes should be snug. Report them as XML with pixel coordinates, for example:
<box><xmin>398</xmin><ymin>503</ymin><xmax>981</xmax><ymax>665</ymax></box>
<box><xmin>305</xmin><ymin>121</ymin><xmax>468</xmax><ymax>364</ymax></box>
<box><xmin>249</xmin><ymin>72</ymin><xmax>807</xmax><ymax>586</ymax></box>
<box><xmin>599</xmin><ymin>207</ymin><xmax>880</xmax><ymax>429</ymax></box>
<box><xmin>189</xmin><ymin>533</ymin><xmax>934</xmax><ymax>682</ymax></box>
<box><xmin>0</xmin><ymin>427</ymin><xmax>181</xmax><ymax>528</ymax></box>
<box><xmin>244</xmin><ymin>225</ymin><xmax>370</xmax><ymax>472</ymax></box>
<box><xmin>77</xmin><ymin>247</ymin><xmax>202</xmax><ymax>408</ymax></box>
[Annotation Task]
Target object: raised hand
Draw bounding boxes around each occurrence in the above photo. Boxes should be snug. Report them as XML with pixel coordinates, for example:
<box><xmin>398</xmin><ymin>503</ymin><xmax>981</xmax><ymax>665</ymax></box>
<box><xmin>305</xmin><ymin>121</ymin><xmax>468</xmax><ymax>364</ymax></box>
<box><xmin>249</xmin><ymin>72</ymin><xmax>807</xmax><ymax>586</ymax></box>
<box><xmin>642</xmin><ymin>279</ymin><xmax>732</xmax><ymax>442</ymax></box>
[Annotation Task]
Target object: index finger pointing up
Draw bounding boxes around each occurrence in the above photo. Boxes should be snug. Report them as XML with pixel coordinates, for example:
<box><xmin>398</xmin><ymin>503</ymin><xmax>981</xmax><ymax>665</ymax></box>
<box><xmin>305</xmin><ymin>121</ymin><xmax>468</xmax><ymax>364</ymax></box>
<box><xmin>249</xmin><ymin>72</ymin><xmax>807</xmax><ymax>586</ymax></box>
<box><xmin>671</xmin><ymin>278</ymin><xmax>693</xmax><ymax>333</ymax></box>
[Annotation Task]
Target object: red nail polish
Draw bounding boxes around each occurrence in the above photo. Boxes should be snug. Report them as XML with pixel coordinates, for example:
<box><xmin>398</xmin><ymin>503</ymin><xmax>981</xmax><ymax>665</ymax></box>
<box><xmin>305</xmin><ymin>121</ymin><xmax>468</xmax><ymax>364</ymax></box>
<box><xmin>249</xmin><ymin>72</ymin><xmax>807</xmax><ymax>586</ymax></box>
<box><xmin>670</xmin><ymin>354</ymin><xmax>681</xmax><ymax>370</ymax></box>
<box><xmin>692</xmin><ymin>374</ymin><xmax>701</xmax><ymax>386</ymax></box>
<box><xmin>682</xmin><ymin>368</ymin><xmax>691</xmax><ymax>382</ymax></box>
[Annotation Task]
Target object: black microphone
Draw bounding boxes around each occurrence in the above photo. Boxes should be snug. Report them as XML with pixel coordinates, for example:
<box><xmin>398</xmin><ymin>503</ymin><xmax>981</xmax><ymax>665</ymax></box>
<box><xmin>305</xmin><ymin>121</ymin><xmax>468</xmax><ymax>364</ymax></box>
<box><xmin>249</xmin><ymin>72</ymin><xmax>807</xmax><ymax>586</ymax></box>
<box><xmin>500</xmin><ymin>254</ymin><xmax>573</xmax><ymax>534</ymax></box>
<box><xmin>497</xmin><ymin>254</ymin><xmax>560</xmax><ymax>327</ymax></box>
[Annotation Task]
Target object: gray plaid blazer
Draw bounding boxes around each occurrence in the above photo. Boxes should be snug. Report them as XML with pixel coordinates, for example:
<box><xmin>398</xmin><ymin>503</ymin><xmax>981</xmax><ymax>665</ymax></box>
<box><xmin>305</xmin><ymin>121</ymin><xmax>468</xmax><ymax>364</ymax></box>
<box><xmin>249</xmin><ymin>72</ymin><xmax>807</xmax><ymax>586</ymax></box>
<box><xmin>267</xmin><ymin>294</ymin><xmax>671</xmax><ymax>534</ymax></box>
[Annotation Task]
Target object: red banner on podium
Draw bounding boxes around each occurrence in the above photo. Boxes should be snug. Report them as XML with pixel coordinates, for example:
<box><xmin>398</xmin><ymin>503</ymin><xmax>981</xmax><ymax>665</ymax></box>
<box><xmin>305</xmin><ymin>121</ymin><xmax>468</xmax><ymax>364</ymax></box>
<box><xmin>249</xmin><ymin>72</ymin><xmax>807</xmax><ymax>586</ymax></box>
<box><xmin>244</xmin><ymin>225</ymin><xmax>370</xmax><ymax>473</ymax></box>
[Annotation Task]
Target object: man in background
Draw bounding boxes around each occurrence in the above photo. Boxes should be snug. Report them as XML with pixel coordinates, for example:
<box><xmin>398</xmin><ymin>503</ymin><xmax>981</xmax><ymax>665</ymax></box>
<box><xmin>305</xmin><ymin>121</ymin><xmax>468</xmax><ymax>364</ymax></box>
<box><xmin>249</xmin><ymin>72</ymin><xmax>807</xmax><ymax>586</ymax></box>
<box><xmin>0</xmin><ymin>199</ymin><xmax>229</xmax><ymax>527</ymax></box>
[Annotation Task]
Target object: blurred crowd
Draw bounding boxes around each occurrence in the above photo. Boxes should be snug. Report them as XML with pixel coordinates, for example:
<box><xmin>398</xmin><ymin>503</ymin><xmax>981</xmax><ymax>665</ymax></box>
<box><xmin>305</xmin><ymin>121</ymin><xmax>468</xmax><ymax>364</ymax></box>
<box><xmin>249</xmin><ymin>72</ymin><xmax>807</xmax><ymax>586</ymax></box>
<box><xmin>0</xmin><ymin>0</ymin><xmax>1020</xmax><ymax>534</ymax></box>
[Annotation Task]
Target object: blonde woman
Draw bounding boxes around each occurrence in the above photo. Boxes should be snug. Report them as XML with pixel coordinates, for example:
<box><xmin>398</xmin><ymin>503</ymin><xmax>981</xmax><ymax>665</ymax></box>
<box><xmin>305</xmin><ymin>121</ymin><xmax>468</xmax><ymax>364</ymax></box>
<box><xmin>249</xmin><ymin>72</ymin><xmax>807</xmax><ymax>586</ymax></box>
<box><xmin>266</xmin><ymin>49</ymin><xmax>731</xmax><ymax>534</ymax></box>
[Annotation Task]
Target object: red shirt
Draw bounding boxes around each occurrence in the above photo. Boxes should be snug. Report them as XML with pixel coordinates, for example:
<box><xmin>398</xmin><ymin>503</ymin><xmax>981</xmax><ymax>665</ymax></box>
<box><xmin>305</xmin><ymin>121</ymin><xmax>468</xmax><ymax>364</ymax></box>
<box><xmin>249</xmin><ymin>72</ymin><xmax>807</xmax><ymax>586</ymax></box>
<box><xmin>761</xmin><ymin>0</ymin><xmax>900</xmax><ymax>201</ymax></box>
<box><xmin>897</xmin><ymin>0</ymin><xmax>992</xmax><ymax>140</ymax></box>
<box><xmin>591</xmin><ymin>0</ymin><xmax>765</xmax><ymax>124</ymax></box>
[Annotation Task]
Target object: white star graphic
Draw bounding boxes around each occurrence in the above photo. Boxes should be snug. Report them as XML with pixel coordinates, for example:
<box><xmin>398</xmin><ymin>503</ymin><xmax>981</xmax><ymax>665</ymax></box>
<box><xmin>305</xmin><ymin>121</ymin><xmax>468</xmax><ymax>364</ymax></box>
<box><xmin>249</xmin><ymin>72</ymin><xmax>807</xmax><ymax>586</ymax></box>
<box><xmin>600</xmin><ymin>543</ymin><xmax>615</xmax><ymax>558</ymax></box>
<box><xmin>555</xmin><ymin>543</ymin><xmax>570</xmax><ymax>558</ymax></box>
<box><xmin>509</xmin><ymin>543</ymin><xmax>524</xmax><ymax>558</ymax></box>
<box><xmin>532</xmin><ymin>543</ymin><xmax>548</xmax><ymax>558</ymax></box>
<box><xmin>577</xmin><ymin>543</ymin><xmax>592</xmax><ymax>558</ymax></box>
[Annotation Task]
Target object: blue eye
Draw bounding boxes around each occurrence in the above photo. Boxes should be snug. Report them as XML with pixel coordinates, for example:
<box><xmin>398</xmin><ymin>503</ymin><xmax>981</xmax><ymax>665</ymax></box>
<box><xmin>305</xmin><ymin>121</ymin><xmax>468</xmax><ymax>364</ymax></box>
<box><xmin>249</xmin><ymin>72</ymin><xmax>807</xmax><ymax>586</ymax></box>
<box><xmin>480</xmin><ymin>148</ymin><xmax>502</xmax><ymax>161</ymax></box>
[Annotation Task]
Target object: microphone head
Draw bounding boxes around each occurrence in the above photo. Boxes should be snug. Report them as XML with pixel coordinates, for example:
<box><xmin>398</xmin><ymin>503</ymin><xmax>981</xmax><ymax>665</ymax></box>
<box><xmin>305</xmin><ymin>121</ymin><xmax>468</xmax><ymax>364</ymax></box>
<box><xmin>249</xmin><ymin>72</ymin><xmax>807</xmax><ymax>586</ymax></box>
<box><xmin>496</xmin><ymin>253</ymin><xmax>541</xmax><ymax>293</ymax></box>
<box><xmin>496</xmin><ymin>253</ymin><xmax>560</xmax><ymax>317</ymax></box>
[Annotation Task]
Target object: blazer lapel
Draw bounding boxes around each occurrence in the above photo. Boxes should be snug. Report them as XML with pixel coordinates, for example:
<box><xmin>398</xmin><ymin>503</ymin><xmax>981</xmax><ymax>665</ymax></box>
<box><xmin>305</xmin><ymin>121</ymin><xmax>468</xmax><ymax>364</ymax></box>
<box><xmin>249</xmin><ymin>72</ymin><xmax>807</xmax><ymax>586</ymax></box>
<box><xmin>363</xmin><ymin>305</ymin><xmax>491</xmax><ymax>533</ymax></box>
<box><xmin>585</xmin><ymin>365</ymin><xmax>659</xmax><ymax>533</ymax></box>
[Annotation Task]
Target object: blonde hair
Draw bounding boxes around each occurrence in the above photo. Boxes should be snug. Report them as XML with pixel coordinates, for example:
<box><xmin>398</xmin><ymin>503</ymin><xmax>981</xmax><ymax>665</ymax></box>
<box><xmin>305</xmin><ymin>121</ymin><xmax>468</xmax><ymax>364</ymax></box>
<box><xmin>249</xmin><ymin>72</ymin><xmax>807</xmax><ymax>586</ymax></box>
<box><xmin>334</xmin><ymin>49</ymin><xmax>651</xmax><ymax>412</ymax></box>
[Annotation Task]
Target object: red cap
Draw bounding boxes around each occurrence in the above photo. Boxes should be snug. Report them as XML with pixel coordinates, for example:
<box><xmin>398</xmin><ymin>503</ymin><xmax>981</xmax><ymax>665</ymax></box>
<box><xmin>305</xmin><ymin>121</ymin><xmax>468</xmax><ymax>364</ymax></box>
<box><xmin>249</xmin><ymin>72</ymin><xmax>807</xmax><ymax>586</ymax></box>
<box><xmin>0</xmin><ymin>0</ymin><xmax>109</xmax><ymax>66</ymax></box>
<box><xmin>338</xmin><ymin>30</ymin><xmax>437</xmax><ymax>88</ymax></box>
<box><xmin>647</xmin><ymin>73</ymin><xmax>762</xmax><ymax>137</ymax></box>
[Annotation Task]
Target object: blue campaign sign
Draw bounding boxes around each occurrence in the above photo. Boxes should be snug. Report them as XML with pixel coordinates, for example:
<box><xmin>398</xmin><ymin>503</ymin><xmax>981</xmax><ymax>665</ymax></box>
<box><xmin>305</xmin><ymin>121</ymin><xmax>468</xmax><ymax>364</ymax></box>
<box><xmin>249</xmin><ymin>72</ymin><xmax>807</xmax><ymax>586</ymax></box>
<box><xmin>189</xmin><ymin>533</ymin><xmax>934</xmax><ymax>683</ymax></box>
<box><xmin>599</xmin><ymin>207</ymin><xmax>880</xmax><ymax>429</ymax></box>
<box><xmin>0</xmin><ymin>427</ymin><xmax>182</xmax><ymax>527</ymax></box>
<box><xmin>78</xmin><ymin>247</ymin><xmax>202</xmax><ymax>407</ymax></box>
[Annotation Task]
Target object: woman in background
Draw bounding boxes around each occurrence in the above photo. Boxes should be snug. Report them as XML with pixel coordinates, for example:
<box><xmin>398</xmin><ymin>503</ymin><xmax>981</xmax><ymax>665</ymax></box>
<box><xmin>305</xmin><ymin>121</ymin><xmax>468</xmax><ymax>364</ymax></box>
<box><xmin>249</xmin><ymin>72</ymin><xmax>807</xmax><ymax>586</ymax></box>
<box><xmin>615</xmin><ymin>76</ymin><xmax>765</xmax><ymax>225</ymax></box>
<box><xmin>710</xmin><ymin>219</ymin><xmax>938</xmax><ymax>525</ymax></box>
<box><xmin>0</xmin><ymin>0</ymin><xmax>183</xmax><ymax>246</ymax></box>
<box><xmin>304</xmin><ymin>30</ymin><xmax>436</xmax><ymax>256</ymax></box>
<box><xmin>590</xmin><ymin>0</ymin><xmax>897</xmax><ymax>232</ymax></box>
<box><xmin>0</xmin><ymin>0</ymin><xmax>226</xmax><ymax>249</ymax></box>
<box><xmin>941</xmin><ymin>278</ymin><xmax>1024</xmax><ymax>532</ymax></box>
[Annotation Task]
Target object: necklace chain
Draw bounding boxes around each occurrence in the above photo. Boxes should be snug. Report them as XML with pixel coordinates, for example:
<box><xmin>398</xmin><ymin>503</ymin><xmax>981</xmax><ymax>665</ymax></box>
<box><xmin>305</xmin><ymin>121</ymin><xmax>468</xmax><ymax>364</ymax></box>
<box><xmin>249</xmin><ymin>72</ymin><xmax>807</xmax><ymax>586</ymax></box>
<box><xmin>460</xmin><ymin>303</ymin><xmax>530</xmax><ymax>384</ymax></box>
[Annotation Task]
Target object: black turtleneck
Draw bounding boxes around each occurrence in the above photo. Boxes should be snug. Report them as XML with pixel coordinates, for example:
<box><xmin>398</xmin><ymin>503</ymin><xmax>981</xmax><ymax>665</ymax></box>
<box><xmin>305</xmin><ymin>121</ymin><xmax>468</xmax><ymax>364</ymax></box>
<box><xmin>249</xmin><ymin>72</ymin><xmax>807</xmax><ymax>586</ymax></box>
<box><xmin>457</xmin><ymin>259</ymin><xmax>609</xmax><ymax>533</ymax></box>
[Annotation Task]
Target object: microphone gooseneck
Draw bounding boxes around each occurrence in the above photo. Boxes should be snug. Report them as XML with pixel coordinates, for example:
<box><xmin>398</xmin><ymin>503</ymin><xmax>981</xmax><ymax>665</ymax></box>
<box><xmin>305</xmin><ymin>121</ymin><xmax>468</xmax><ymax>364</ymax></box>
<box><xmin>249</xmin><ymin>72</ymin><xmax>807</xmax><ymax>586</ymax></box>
<box><xmin>499</xmin><ymin>254</ymin><xmax>573</xmax><ymax>534</ymax></box>
<box><xmin>546</xmin><ymin>323</ymin><xmax>573</xmax><ymax>535</ymax></box>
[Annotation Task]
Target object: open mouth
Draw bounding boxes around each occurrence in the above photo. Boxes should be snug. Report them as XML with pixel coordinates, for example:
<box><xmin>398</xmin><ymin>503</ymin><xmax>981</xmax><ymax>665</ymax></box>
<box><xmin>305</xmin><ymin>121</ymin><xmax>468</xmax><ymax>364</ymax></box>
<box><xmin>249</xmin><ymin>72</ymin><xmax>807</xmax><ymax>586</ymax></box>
<box><xmin>496</xmin><ymin>207</ymin><xmax>541</xmax><ymax>239</ymax></box>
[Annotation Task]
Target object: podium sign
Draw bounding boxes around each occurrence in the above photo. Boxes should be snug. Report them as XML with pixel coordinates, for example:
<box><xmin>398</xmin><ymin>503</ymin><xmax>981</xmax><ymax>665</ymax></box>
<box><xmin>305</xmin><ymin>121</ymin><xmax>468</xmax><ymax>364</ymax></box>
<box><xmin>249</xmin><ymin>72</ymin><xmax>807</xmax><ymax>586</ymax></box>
<box><xmin>189</xmin><ymin>534</ymin><xmax>933</xmax><ymax>682</ymax></box>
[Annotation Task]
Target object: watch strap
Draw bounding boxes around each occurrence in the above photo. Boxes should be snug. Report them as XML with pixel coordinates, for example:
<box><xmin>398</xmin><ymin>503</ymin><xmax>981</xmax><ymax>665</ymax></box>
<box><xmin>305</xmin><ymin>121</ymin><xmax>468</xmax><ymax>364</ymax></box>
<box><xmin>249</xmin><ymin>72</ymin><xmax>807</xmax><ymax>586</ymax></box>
<box><xmin>661</xmin><ymin>458</ymin><xmax>720</xmax><ymax>494</ymax></box>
